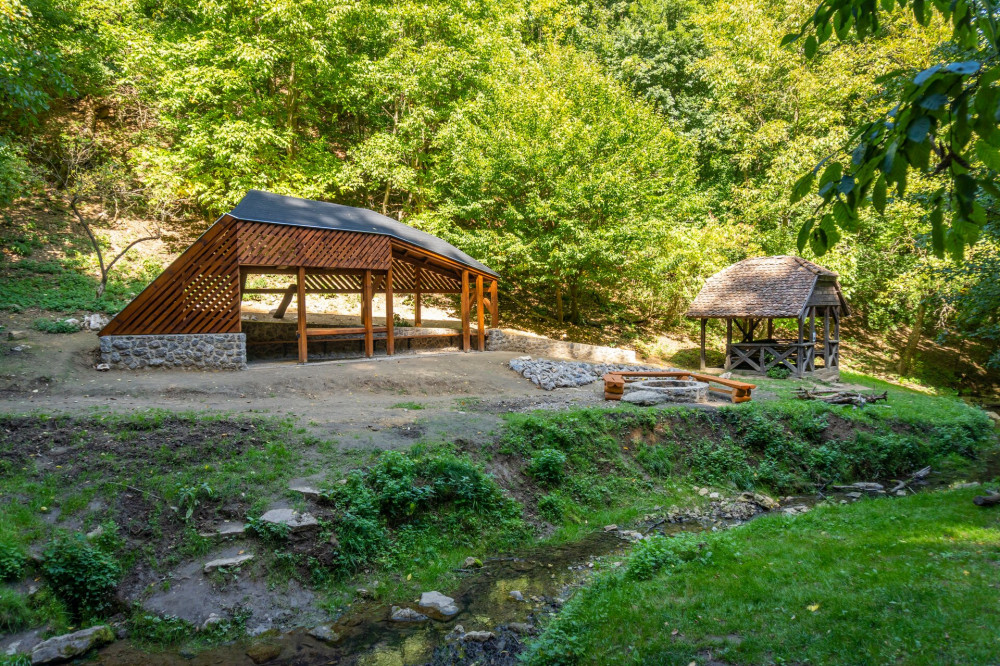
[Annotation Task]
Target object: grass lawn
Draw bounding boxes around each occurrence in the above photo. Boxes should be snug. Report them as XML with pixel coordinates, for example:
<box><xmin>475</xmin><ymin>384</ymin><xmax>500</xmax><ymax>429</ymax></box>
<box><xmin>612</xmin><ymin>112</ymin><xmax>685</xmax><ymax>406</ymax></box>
<box><xmin>526</xmin><ymin>487</ymin><xmax>1000</xmax><ymax>665</ymax></box>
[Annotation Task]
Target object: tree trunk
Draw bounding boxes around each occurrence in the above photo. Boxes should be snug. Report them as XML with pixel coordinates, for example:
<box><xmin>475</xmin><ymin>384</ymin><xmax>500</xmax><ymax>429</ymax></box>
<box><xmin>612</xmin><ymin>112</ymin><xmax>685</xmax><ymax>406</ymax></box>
<box><xmin>555</xmin><ymin>284</ymin><xmax>564</xmax><ymax>323</ymax></box>
<box><xmin>898</xmin><ymin>298</ymin><xmax>926</xmax><ymax>376</ymax></box>
<box><xmin>568</xmin><ymin>282</ymin><xmax>580</xmax><ymax>324</ymax></box>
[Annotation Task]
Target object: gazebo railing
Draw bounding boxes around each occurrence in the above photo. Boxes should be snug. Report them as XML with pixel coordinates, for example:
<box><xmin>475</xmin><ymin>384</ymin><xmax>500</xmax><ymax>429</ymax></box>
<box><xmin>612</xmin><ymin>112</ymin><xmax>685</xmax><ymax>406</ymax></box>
<box><xmin>727</xmin><ymin>339</ymin><xmax>839</xmax><ymax>377</ymax></box>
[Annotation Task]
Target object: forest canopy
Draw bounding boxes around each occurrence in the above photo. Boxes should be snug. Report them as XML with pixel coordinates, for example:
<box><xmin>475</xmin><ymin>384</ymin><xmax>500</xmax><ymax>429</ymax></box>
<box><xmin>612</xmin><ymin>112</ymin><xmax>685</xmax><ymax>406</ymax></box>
<box><xmin>1</xmin><ymin>0</ymin><xmax>998</xmax><ymax>366</ymax></box>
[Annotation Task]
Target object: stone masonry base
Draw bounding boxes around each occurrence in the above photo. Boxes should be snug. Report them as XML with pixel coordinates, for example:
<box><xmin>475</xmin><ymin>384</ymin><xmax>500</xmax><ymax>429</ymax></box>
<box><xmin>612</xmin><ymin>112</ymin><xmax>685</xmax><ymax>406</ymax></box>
<box><xmin>99</xmin><ymin>333</ymin><xmax>247</xmax><ymax>370</ymax></box>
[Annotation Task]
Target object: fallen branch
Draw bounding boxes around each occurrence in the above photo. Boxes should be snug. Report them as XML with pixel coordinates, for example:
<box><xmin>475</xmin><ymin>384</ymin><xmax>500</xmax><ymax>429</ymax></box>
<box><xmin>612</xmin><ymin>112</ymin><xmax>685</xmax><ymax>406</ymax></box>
<box><xmin>973</xmin><ymin>492</ymin><xmax>1000</xmax><ymax>507</ymax></box>
<box><xmin>795</xmin><ymin>389</ymin><xmax>888</xmax><ymax>407</ymax></box>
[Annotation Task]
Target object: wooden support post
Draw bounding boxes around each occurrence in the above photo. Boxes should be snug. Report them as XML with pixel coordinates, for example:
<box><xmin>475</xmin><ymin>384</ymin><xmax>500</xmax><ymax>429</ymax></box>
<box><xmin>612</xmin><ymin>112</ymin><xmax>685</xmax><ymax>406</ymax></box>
<box><xmin>699</xmin><ymin>318</ymin><xmax>707</xmax><ymax>371</ymax></box>
<box><xmin>461</xmin><ymin>270</ymin><xmax>470</xmax><ymax>352</ymax></box>
<box><xmin>823</xmin><ymin>306</ymin><xmax>830</xmax><ymax>367</ymax></box>
<box><xmin>476</xmin><ymin>274</ymin><xmax>485</xmax><ymax>351</ymax></box>
<box><xmin>767</xmin><ymin>318</ymin><xmax>773</xmax><ymax>339</ymax></box>
<box><xmin>363</xmin><ymin>269</ymin><xmax>373</xmax><ymax>358</ymax></box>
<box><xmin>796</xmin><ymin>314</ymin><xmax>805</xmax><ymax>378</ymax></box>
<box><xmin>274</xmin><ymin>284</ymin><xmax>296</xmax><ymax>319</ymax></box>
<box><xmin>385</xmin><ymin>266</ymin><xmax>394</xmax><ymax>356</ymax></box>
<box><xmin>489</xmin><ymin>280</ymin><xmax>498</xmax><ymax>326</ymax></box>
<box><xmin>725</xmin><ymin>319</ymin><xmax>733</xmax><ymax>370</ymax></box>
<box><xmin>297</xmin><ymin>267</ymin><xmax>307</xmax><ymax>364</ymax></box>
<box><xmin>414</xmin><ymin>266</ymin><xmax>422</xmax><ymax>327</ymax></box>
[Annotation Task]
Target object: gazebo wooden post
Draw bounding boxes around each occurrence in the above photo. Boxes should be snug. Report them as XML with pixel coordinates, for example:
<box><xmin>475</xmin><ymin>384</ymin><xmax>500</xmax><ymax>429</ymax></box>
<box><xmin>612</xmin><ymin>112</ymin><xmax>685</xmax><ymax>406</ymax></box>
<box><xmin>724</xmin><ymin>319</ymin><xmax>733</xmax><ymax>370</ymax></box>
<box><xmin>476</xmin><ymin>274</ymin><xmax>485</xmax><ymax>351</ymax></box>
<box><xmin>297</xmin><ymin>267</ymin><xmax>307</xmax><ymax>364</ymax></box>
<box><xmin>385</xmin><ymin>265</ymin><xmax>394</xmax><ymax>356</ymax></box>
<box><xmin>461</xmin><ymin>270</ymin><xmax>470</xmax><ymax>352</ymax></box>
<box><xmin>822</xmin><ymin>306</ymin><xmax>830</xmax><ymax>368</ymax></box>
<box><xmin>699</xmin><ymin>318</ymin><xmax>707</xmax><ymax>371</ymax></box>
<box><xmin>767</xmin><ymin>318</ymin><xmax>773</xmax><ymax>339</ymax></box>
<box><xmin>414</xmin><ymin>266</ymin><xmax>422</xmax><ymax>327</ymax></box>
<box><xmin>489</xmin><ymin>280</ymin><xmax>498</xmax><ymax>326</ymax></box>
<box><xmin>796</xmin><ymin>313</ymin><xmax>805</xmax><ymax>378</ymax></box>
<box><xmin>363</xmin><ymin>269</ymin><xmax>373</xmax><ymax>358</ymax></box>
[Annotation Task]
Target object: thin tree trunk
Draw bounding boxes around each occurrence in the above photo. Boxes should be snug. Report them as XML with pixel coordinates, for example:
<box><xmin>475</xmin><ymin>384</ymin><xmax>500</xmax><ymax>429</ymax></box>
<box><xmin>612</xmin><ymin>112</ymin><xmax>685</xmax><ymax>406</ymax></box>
<box><xmin>555</xmin><ymin>284</ymin><xmax>564</xmax><ymax>323</ymax></box>
<box><xmin>898</xmin><ymin>299</ymin><xmax>927</xmax><ymax>376</ymax></box>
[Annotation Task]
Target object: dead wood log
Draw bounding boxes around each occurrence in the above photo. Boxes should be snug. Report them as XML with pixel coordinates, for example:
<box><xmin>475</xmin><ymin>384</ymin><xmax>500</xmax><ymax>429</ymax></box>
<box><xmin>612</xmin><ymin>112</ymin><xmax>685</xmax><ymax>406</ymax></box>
<box><xmin>795</xmin><ymin>389</ymin><xmax>888</xmax><ymax>407</ymax></box>
<box><xmin>973</xmin><ymin>493</ymin><xmax>1000</xmax><ymax>507</ymax></box>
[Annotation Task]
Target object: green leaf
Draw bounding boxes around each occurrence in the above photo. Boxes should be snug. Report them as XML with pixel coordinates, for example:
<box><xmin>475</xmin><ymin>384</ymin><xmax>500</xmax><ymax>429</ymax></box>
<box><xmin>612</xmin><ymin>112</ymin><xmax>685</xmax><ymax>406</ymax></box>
<box><xmin>881</xmin><ymin>0</ymin><xmax>895</xmax><ymax>9</ymax></box>
<box><xmin>930</xmin><ymin>206</ymin><xmax>944</xmax><ymax>258</ymax></box>
<box><xmin>780</xmin><ymin>33</ymin><xmax>800</xmax><ymax>47</ymax></box>
<box><xmin>907</xmin><ymin>116</ymin><xmax>931</xmax><ymax>143</ymax></box>
<box><xmin>809</xmin><ymin>227</ymin><xmax>829</xmax><ymax>256</ymax></box>
<box><xmin>790</xmin><ymin>171</ymin><xmax>815</xmax><ymax>204</ymax></box>
<box><xmin>919</xmin><ymin>93</ymin><xmax>948</xmax><ymax>110</ymax></box>
<box><xmin>913</xmin><ymin>64</ymin><xmax>942</xmax><ymax>86</ymax></box>
<box><xmin>797</xmin><ymin>219</ymin><xmax>814</xmax><ymax>253</ymax></box>
<box><xmin>804</xmin><ymin>35</ymin><xmax>818</xmax><ymax>58</ymax></box>
<box><xmin>945</xmin><ymin>61</ymin><xmax>979</xmax><ymax>75</ymax></box>
<box><xmin>819</xmin><ymin>162</ymin><xmax>843</xmax><ymax>187</ymax></box>
<box><xmin>872</xmin><ymin>174</ymin><xmax>887</xmax><ymax>213</ymax></box>
<box><xmin>975</xmin><ymin>140</ymin><xmax>1000</xmax><ymax>171</ymax></box>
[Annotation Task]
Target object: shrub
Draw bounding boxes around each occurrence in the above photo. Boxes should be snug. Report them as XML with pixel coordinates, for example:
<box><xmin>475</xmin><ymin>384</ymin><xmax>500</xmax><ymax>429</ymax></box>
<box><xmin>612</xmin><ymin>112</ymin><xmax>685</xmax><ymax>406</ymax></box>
<box><xmin>635</xmin><ymin>443</ymin><xmax>674</xmax><ymax>477</ymax></box>
<box><xmin>537</xmin><ymin>493</ymin><xmax>566</xmax><ymax>523</ymax></box>
<box><xmin>766</xmin><ymin>365</ymin><xmax>792</xmax><ymax>379</ymax></box>
<box><xmin>0</xmin><ymin>539</ymin><xmax>27</xmax><ymax>582</ymax></box>
<box><xmin>128</xmin><ymin>612</ymin><xmax>192</xmax><ymax>647</ymax></box>
<box><xmin>0</xmin><ymin>589</ymin><xmax>31</xmax><ymax>634</ymax></box>
<box><xmin>41</xmin><ymin>534</ymin><xmax>121</xmax><ymax>619</ymax></box>
<box><xmin>31</xmin><ymin>318</ymin><xmax>80</xmax><ymax>334</ymax></box>
<box><xmin>246</xmin><ymin>516</ymin><xmax>291</xmax><ymax>544</ymax></box>
<box><xmin>626</xmin><ymin>533</ymin><xmax>709</xmax><ymax>581</ymax></box>
<box><xmin>528</xmin><ymin>448</ymin><xmax>567</xmax><ymax>485</ymax></box>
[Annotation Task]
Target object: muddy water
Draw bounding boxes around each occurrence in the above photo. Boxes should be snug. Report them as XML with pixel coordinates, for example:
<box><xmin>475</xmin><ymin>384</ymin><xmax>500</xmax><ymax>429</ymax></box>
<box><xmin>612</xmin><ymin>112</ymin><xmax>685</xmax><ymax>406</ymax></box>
<box><xmin>97</xmin><ymin>531</ymin><xmax>628</xmax><ymax>666</ymax></box>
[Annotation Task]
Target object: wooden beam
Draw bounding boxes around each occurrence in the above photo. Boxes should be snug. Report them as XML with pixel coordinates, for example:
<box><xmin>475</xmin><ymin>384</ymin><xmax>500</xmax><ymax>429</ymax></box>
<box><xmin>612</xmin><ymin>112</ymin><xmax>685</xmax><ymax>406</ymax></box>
<box><xmin>725</xmin><ymin>319</ymin><xmax>733</xmax><ymax>370</ymax></box>
<box><xmin>297</xmin><ymin>267</ymin><xmax>307</xmax><ymax>364</ymax></box>
<box><xmin>414</xmin><ymin>266</ymin><xmax>422</xmax><ymax>327</ymax></box>
<box><xmin>700</xmin><ymin>318</ymin><xmax>707</xmax><ymax>371</ymax></box>
<box><xmin>767</xmin><ymin>318</ymin><xmax>773</xmax><ymax>339</ymax></box>
<box><xmin>386</xmin><ymin>264</ymin><xmax>394</xmax><ymax>356</ymax></box>
<box><xmin>476</xmin><ymin>274</ymin><xmax>485</xmax><ymax>351</ymax></box>
<box><xmin>823</xmin><ymin>306</ymin><xmax>831</xmax><ymax>367</ymax></box>
<box><xmin>489</xmin><ymin>280</ymin><xmax>498</xmax><ymax>325</ymax></box>
<box><xmin>363</xmin><ymin>269</ymin><xmax>373</xmax><ymax>358</ymax></box>
<box><xmin>461</xmin><ymin>270</ymin><xmax>470</xmax><ymax>352</ymax></box>
<box><xmin>273</xmin><ymin>284</ymin><xmax>296</xmax><ymax>319</ymax></box>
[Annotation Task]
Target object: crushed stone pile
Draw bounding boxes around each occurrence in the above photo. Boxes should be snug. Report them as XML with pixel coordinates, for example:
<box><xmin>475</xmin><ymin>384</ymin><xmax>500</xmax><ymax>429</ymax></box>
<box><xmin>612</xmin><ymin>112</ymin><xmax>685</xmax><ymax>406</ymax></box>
<box><xmin>507</xmin><ymin>356</ymin><xmax>671</xmax><ymax>390</ymax></box>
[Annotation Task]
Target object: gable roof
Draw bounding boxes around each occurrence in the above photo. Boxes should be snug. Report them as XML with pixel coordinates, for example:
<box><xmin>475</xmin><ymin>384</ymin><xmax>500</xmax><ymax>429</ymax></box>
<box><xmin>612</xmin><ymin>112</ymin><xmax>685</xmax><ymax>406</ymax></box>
<box><xmin>228</xmin><ymin>190</ymin><xmax>498</xmax><ymax>278</ymax></box>
<box><xmin>686</xmin><ymin>255</ymin><xmax>848</xmax><ymax>319</ymax></box>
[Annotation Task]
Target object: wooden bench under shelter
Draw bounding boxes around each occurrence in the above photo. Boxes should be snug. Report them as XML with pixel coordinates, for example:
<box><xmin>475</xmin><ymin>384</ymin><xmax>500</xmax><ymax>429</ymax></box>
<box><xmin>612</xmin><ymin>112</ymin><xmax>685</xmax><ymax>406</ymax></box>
<box><xmin>685</xmin><ymin>256</ymin><xmax>850</xmax><ymax>380</ymax></box>
<box><xmin>99</xmin><ymin>190</ymin><xmax>500</xmax><ymax>363</ymax></box>
<box><xmin>603</xmin><ymin>371</ymin><xmax>756</xmax><ymax>403</ymax></box>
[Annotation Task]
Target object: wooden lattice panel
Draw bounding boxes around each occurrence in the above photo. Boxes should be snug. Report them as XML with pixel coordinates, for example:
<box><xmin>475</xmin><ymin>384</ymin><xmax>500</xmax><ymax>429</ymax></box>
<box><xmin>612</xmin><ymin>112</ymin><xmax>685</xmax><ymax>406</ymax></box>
<box><xmin>389</xmin><ymin>256</ymin><xmax>462</xmax><ymax>292</ymax></box>
<box><xmin>101</xmin><ymin>218</ymin><xmax>241</xmax><ymax>336</ymax></box>
<box><xmin>236</xmin><ymin>221</ymin><xmax>391</xmax><ymax>271</ymax></box>
<box><xmin>303</xmin><ymin>273</ymin><xmax>363</xmax><ymax>292</ymax></box>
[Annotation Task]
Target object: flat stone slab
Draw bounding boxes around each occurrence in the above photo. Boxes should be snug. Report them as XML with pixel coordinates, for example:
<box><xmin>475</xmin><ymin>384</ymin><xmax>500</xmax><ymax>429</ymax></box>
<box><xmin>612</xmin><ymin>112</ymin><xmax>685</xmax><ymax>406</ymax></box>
<box><xmin>199</xmin><ymin>522</ymin><xmax>246</xmax><ymax>538</ymax></box>
<box><xmin>307</xmin><ymin>625</ymin><xmax>341</xmax><ymax>644</ymax></box>
<box><xmin>418</xmin><ymin>591</ymin><xmax>459</xmax><ymax>618</ymax></box>
<box><xmin>260</xmin><ymin>509</ymin><xmax>319</xmax><ymax>531</ymax></box>
<box><xmin>31</xmin><ymin>625</ymin><xmax>114</xmax><ymax>664</ymax></box>
<box><xmin>390</xmin><ymin>606</ymin><xmax>428</xmax><ymax>622</ymax></box>
<box><xmin>204</xmin><ymin>553</ymin><xmax>254</xmax><ymax>573</ymax></box>
<box><xmin>289</xmin><ymin>485</ymin><xmax>323</xmax><ymax>500</ymax></box>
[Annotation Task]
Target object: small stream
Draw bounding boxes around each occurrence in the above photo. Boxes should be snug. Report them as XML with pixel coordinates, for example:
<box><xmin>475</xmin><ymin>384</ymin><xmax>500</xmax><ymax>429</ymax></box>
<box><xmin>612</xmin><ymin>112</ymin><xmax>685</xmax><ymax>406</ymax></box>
<box><xmin>94</xmin><ymin>494</ymin><xmax>839</xmax><ymax>666</ymax></box>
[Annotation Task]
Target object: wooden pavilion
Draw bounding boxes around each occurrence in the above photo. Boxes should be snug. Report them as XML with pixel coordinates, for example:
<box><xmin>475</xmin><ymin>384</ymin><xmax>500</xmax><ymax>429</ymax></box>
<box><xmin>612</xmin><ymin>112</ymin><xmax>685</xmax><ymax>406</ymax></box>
<box><xmin>99</xmin><ymin>190</ymin><xmax>499</xmax><ymax>363</ymax></box>
<box><xmin>686</xmin><ymin>256</ymin><xmax>849</xmax><ymax>379</ymax></box>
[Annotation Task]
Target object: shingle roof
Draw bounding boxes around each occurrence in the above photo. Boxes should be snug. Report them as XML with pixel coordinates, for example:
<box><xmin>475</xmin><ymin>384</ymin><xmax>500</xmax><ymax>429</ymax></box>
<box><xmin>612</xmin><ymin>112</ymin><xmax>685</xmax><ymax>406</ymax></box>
<box><xmin>228</xmin><ymin>190</ymin><xmax>498</xmax><ymax>277</ymax></box>
<box><xmin>686</xmin><ymin>256</ymin><xmax>846</xmax><ymax>319</ymax></box>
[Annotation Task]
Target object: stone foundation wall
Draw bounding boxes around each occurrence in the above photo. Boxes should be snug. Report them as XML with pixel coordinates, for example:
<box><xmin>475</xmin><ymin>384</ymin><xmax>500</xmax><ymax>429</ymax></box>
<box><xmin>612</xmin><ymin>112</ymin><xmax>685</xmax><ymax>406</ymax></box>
<box><xmin>486</xmin><ymin>328</ymin><xmax>637</xmax><ymax>364</ymax></box>
<box><xmin>99</xmin><ymin>334</ymin><xmax>247</xmax><ymax>370</ymax></box>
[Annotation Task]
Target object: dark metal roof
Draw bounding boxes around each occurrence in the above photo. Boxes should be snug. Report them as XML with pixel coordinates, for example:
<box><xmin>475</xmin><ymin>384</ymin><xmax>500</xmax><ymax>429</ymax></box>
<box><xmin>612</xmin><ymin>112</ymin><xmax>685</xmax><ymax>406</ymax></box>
<box><xmin>228</xmin><ymin>190</ymin><xmax>498</xmax><ymax>278</ymax></box>
<box><xmin>686</xmin><ymin>255</ymin><xmax>848</xmax><ymax>319</ymax></box>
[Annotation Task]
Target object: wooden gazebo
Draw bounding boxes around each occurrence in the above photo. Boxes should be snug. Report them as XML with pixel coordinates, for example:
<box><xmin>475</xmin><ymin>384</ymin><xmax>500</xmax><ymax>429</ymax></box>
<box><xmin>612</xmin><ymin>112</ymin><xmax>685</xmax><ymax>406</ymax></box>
<box><xmin>686</xmin><ymin>256</ymin><xmax>848</xmax><ymax>379</ymax></box>
<box><xmin>100</xmin><ymin>190</ymin><xmax>499</xmax><ymax>364</ymax></box>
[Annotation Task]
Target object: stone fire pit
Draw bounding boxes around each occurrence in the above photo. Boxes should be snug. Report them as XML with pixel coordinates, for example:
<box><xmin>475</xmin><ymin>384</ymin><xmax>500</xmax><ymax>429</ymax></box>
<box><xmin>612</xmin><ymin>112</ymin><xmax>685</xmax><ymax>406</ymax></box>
<box><xmin>620</xmin><ymin>379</ymin><xmax>709</xmax><ymax>405</ymax></box>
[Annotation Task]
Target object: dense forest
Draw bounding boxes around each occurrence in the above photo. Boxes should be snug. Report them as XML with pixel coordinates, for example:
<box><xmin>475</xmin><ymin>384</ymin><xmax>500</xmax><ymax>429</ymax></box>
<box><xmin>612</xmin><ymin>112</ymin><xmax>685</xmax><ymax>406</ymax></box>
<box><xmin>1</xmin><ymin>0</ymin><xmax>998</xmax><ymax>368</ymax></box>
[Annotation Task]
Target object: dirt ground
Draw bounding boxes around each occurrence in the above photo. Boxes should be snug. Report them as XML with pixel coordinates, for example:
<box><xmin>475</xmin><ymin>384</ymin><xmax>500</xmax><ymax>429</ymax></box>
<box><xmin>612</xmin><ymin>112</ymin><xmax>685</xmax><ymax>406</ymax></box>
<box><xmin>0</xmin><ymin>320</ymin><xmax>630</xmax><ymax>448</ymax></box>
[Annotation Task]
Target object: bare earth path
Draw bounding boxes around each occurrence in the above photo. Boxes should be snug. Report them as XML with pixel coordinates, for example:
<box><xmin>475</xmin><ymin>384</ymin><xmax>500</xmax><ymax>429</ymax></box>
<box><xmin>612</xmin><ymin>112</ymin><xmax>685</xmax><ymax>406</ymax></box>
<box><xmin>0</xmin><ymin>326</ymin><xmax>610</xmax><ymax>447</ymax></box>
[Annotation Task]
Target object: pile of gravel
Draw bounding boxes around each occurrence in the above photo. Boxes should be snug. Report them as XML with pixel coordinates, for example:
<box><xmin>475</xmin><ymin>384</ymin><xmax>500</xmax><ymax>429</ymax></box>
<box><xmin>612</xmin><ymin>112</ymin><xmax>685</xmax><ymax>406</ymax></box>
<box><xmin>507</xmin><ymin>356</ymin><xmax>668</xmax><ymax>390</ymax></box>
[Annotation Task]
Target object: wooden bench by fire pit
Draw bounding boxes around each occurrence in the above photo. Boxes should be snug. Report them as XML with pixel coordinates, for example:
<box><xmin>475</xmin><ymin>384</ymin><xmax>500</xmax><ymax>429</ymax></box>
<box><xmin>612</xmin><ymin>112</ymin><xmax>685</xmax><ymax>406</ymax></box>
<box><xmin>603</xmin><ymin>371</ymin><xmax>756</xmax><ymax>403</ymax></box>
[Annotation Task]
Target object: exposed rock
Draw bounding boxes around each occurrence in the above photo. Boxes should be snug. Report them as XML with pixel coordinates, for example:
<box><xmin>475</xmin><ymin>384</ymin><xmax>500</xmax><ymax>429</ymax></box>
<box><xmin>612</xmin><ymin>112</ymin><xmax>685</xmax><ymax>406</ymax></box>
<box><xmin>708</xmin><ymin>492</ymin><xmax>720</xmax><ymax>499</ymax></box>
<box><xmin>246</xmin><ymin>643</ymin><xmax>282</xmax><ymax>664</ymax></box>
<box><xmin>95</xmin><ymin>363</ymin><xmax>110</xmax><ymax>371</ymax></box>
<box><xmin>987</xmin><ymin>411</ymin><xmax>1000</xmax><ymax>424</ymax></box>
<box><xmin>445</xmin><ymin>624</ymin><xmax>465</xmax><ymax>641</ymax></box>
<box><xmin>418</xmin><ymin>591</ymin><xmax>460</xmax><ymax>618</ymax></box>
<box><xmin>7</xmin><ymin>330</ymin><xmax>27</xmax><ymax>341</ymax></box>
<box><xmin>698</xmin><ymin>488</ymin><xmax>709</xmax><ymax>496</ymax></box>
<box><xmin>289</xmin><ymin>485</ymin><xmax>323</xmax><ymax>500</ymax></box>
<box><xmin>30</xmin><ymin>625</ymin><xmax>114</xmax><ymax>664</ymax></box>
<box><xmin>845</xmin><ymin>492</ymin><xmax>863</xmax><ymax>499</ymax></box>
<box><xmin>85</xmin><ymin>525</ymin><xmax>104</xmax><ymax>541</ymax></box>
<box><xmin>619</xmin><ymin>530</ymin><xmax>645</xmax><ymax>542</ymax></box>
<box><xmin>198</xmin><ymin>522</ymin><xmax>247</xmax><ymax>538</ymax></box>
<box><xmin>390</xmin><ymin>606</ymin><xmax>428</xmax><ymax>622</ymax></box>
<box><xmin>203</xmin><ymin>553</ymin><xmax>254</xmax><ymax>573</ymax></box>
<box><xmin>200</xmin><ymin>613</ymin><xmax>225</xmax><ymax>631</ymax></box>
<box><xmin>355</xmin><ymin>588</ymin><xmax>375</xmax><ymax>599</ymax></box>
<box><xmin>508</xmin><ymin>622</ymin><xmax>536</xmax><ymax>636</ymax></box>
<box><xmin>463</xmin><ymin>556</ymin><xmax>483</xmax><ymax>568</ymax></box>
<box><xmin>259</xmin><ymin>509</ymin><xmax>319</xmax><ymax>532</ymax></box>
<box><xmin>307</xmin><ymin>625</ymin><xmax>340</xmax><ymax>644</ymax></box>
<box><xmin>508</xmin><ymin>590</ymin><xmax>524</xmax><ymax>602</ymax></box>
<box><xmin>782</xmin><ymin>505</ymin><xmax>810</xmax><ymax>515</ymax></box>
<box><xmin>63</xmin><ymin>318</ymin><xmax>81</xmax><ymax>329</ymax></box>
<box><xmin>462</xmin><ymin>631</ymin><xmax>495</xmax><ymax>642</ymax></box>
<box><xmin>85</xmin><ymin>313</ymin><xmax>111</xmax><ymax>331</ymax></box>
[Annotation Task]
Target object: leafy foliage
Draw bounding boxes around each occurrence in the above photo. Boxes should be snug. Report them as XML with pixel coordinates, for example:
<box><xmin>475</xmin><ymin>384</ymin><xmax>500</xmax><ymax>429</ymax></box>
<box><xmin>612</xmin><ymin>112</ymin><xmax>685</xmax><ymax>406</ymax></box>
<box><xmin>528</xmin><ymin>448</ymin><xmax>568</xmax><ymax>486</ymax></box>
<box><xmin>40</xmin><ymin>534</ymin><xmax>121</xmax><ymax>620</ymax></box>
<box><xmin>0</xmin><ymin>538</ymin><xmax>27</xmax><ymax>582</ymax></box>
